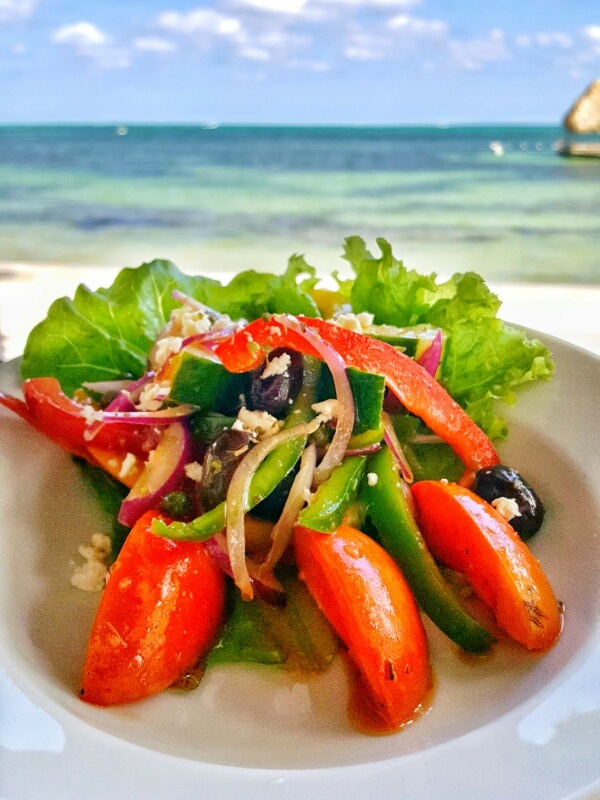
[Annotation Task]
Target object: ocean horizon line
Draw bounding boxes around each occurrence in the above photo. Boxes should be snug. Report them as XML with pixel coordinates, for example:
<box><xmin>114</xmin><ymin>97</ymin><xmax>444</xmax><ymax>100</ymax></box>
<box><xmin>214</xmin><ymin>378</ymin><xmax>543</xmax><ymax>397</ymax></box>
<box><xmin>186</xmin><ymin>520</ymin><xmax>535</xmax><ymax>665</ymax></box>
<box><xmin>0</xmin><ymin>121</ymin><xmax>564</xmax><ymax>131</ymax></box>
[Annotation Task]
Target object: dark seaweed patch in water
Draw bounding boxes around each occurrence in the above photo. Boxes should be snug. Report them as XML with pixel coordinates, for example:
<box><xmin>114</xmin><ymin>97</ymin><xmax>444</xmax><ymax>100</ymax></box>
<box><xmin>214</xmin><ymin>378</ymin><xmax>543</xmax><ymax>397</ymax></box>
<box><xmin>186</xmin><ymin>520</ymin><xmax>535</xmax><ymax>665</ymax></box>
<box><xmin>74</xmin><ymin>210</ymin><xmax>190</xmax><ymax>231</ymax></box>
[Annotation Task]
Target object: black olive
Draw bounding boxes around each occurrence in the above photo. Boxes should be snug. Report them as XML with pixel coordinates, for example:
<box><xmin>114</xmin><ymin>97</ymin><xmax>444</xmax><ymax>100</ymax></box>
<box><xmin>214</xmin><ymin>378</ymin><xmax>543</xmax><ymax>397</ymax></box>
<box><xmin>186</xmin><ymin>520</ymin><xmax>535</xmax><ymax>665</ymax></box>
<box><xmin>249</xmin><ymin>348</ymin><xmax>304</xmax><ymax>418</ymax></box>
<box><xmin>200</xmin><ymin>428</ymin><xmax>252</xmax><ymax>511</ymax></box>
<box><xmin>473</xmin><ymin>464</ymin><xmax>545</xmax><ymax>540</ymax></box>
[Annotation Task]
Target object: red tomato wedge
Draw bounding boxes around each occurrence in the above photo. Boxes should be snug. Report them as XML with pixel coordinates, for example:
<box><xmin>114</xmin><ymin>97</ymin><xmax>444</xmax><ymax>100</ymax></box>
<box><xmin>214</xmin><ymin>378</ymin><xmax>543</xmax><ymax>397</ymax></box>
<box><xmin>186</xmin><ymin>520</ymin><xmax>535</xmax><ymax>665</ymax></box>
<box><xmin>294</xmin><ymin>523</ymin><xmax>431</xmax><ymax>732</ymax></box>
<box><xmin>214</xmin><ymin>317</ymin><xmax>500</xmax><ymax>483</ymax></box>
<box><xmin>81</xmin><ymin>510</ymin><xmax>226</xmax><ymax>706</ymax></box>
<box><xmin>411</xmin><ymin>481</ymin><xmax>562</xmax><ymax>651</ymax></box>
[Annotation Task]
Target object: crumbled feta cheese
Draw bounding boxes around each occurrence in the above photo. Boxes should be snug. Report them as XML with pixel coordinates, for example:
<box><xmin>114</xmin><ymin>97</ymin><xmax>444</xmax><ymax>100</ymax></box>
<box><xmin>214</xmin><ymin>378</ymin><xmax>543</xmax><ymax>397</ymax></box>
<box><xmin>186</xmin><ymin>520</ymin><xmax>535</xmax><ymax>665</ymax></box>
<box><xmin>118</xmin><ymin>452</ymin><xmax>138</xmax><ymax>480</ymax></box>
<box><xmin>150</xmin><ymin>303</ymin><xmax>235</xmax><ymax>369</ymax></box>
<box><xmin>232</xmin><ymin>407</ymin><xmax>282</xmax><ymax>440</ymax></box>
<box><xmin>330</xmin><ymin>312</ymin><xmax>374</xmax><ymax>334</ymax></box>
<box><xmin>491</xmin><ymin>496</ymin><xmax>522</xmax><ymax>521</ymax></box>
<box><xmin>367</xmin><ymin>472</ymin><xmax>378</xmax><ymax>486</ymax></box>
<box><xmin>71</xmin><ymin>533</ymin><xmax>112</xmax><ymax>592</ymax></box>
<box><xmin>184</xmin><ymin>461</ymin><xmax>204</xmax><ymax>482</ymax></box>
<box><xmin>262</xmin><ymin>352</ymin><xmax>291</xmax><ymax>380</ymax></box>
<box><xmin>153</xmin><ymin>335</ymin><xmax>183</xmax><ymax>368</ymax></box>
<box><xmin>311</xmin><ymin>398</ymin><xmax>340</xmax><ymax>423</ymax></box>
<box><xmin>210</xmin><ymin>314</ymin><xmax>234</xmax><ymax>332</ymax></box>
<box><xmin>170</xmin><ymin>305</ymin><xmax>213</xmax><ymax>338</ymax></box>
<box><xmin>80</xmin><ymin>405</ymin><xmax>104</xmax><ymax>424</ymax></box>
<box><xmin>136</xmin><ymin>380</ymin><xmax>171</xmax><ymax>412</ymax></box>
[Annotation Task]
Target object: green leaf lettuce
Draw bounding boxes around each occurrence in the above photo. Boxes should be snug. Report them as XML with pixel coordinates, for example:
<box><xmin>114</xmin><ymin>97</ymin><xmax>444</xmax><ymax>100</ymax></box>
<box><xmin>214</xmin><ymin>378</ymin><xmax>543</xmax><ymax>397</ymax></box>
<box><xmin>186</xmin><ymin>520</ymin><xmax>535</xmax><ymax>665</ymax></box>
<box><xmin>21</xmin><ymin>237</ymin><xmax>552</xmax><ymax>439</ymax></box>
<box><xmin>342</xmin><ymin>236</ymin><xmax>553</xmax><ymax>439</ymax></box>
<box><xmin>21</xmin><ymin>256</ymin><xmax>319</xmax><ymax>395</ymax></box>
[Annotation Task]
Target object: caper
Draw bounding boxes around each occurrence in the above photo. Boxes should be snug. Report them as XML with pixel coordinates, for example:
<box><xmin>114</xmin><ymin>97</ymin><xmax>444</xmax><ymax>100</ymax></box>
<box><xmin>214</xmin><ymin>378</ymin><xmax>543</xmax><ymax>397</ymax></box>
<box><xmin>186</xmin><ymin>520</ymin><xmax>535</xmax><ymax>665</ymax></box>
<box><xmin>160</xmin><ymin>491</ymin><xmax>194</xmax><ymax>521</ymax></box>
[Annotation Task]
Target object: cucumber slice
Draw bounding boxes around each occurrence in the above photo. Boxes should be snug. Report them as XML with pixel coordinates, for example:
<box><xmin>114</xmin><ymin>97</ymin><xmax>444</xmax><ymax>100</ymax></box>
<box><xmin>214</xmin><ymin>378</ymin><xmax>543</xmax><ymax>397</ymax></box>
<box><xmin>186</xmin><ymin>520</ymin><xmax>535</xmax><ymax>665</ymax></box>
<box><xmin>168</xmin><ymin>350</ymin><xmax>236</xmax><ymax>411</ymax></box>
<box><xmin>366</xmin><ymin>324</ymin><xmax>447</xmax><ymax>361</ymax></box>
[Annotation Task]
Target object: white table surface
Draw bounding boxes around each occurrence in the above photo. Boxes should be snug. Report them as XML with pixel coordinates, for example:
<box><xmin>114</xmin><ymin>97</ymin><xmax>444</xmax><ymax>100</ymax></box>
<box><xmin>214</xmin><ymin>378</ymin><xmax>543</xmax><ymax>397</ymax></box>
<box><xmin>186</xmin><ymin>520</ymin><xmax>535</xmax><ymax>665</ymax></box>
<box><xmin>0</xmin><ymin>264</ymin><xmax>599</xmax><ymax>359</ymax></box>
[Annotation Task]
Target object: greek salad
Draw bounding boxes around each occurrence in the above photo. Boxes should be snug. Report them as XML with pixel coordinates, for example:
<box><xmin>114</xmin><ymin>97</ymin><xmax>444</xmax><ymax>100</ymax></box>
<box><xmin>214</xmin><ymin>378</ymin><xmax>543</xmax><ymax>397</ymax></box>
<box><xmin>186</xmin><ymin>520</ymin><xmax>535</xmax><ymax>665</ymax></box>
<box><xmin>0</xmin><ymin>236</ymin><xmax>562</xmax><ymax>734</ymax></box>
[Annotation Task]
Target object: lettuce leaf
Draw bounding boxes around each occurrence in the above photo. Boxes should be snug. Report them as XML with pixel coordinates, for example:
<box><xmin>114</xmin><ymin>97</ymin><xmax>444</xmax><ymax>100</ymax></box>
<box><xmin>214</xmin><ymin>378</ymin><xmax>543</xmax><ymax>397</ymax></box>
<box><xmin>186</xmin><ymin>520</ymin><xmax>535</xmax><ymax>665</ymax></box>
<box><xmin>21</xmin><ymin>237</ymin><xmax>552</xmax><ymax>440</ymax></box>
<box><xmin>195</xmin><ymin>253</ymin><xmax>320</xmax><ymax>321</ymax></box>
<box><xmin>21</xmin><ymin>256</ymin><xmax>319</xmax><ymax>395</ymax></box>
<box><xmin>343</xmin><ymin>236</ymin><xmax>554</xmax><ymax>439</ymax></box>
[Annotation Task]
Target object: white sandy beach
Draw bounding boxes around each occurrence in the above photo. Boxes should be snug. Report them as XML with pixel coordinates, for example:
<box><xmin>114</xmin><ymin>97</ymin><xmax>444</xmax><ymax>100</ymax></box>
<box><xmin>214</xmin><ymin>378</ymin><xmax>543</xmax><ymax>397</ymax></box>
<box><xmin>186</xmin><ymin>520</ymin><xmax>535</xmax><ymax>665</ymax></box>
<box><xmin>0</xmin><ymin>262</ymin><xmax>599</xmax><ymax>361</ymax></box>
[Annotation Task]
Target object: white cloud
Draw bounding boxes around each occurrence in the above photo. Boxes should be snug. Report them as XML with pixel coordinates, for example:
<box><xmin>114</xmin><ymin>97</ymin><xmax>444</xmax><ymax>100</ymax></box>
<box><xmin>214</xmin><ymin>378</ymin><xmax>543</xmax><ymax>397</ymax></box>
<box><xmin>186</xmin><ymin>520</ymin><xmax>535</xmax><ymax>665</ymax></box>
<box><xmin>158</xmin><ymin>9</ymin><xmax>242</xmax><ymax>37</ymax></box>
<box><xmin>582</xmin><ymin>24</ymin><xmax>600</xmax><ymax>42</ymax></box>
<box><xmin>344</xmin><ymin>13</ymin><xmax>445</xmax><ymax>61</ymax></box>
<box><xmin>581</xmin><ymin>23</ymin><xmax>600</xmax><ymax>57</ymax></box>
<box><xmin>53</xmin><ymin>21</ymin><xmax>109</xmax><ymax>48</ymax></box>
<box><xmin>233</xmin><ymin>0</ymin><xmax>420</xmax><ymax>15</ymax></box>
<box><xmin>157</xmin><ymin>5</ymin><xmax>316</xmax><ymax>66</ymax></box>
<box><xmin>344</xmin><ymin>31</ymin><xmax>385</xmax><ymax>60</ymax></box>
<box><xmin>149</xmin><ymin>2</ymin><xmax>593</xmax><ymax>78</ymax></box>
<box><xmin>52</xmin><ymin>22</ymin><xmax>130</xmax><ymax>68</ymax></box>
<box><xmin>514</xmin><ymin>34</ymin><xmax>531</xmax><ymax>48</ymax></box>
<box><xmin>448</xmin><ymin>28</ymin><xmax>510</xmax><ymax>70</ymax></box>
<box><xmin>562</xmin><ymin>24</ymin><xmax>600</xmax><ymax>69</ymax></box>
<box><xmin>514</xmin><ymin>24</ymin><xmax>600</xmax><ymax>75</ymax></box>
<box><xmin>0</xmin><ymin>0</ymin><xmax>36</xmax><ymax>24</ymax></box>
<box><xmin>535</xmin><ymin>31</ymin><xmax>573</xmax><ymax>49</ymax></box>
<box><xmin>133</xmin><ymin>36</ymin><xmax>176</xmax><ymax>53</ymax></box>
<box><xmin>321</xmin><ymin>0</ymin><xmax>421</xmax><ymax>7</ymax></box>
<box><xmin>387</xmin><ymin>14</ymin><xmax>447</xmax><ymax>38</ymax></box>
<box><xmin>233</xmin><ymin>0</ymin><xmax>309</xmax><ymax>14</ymax></box>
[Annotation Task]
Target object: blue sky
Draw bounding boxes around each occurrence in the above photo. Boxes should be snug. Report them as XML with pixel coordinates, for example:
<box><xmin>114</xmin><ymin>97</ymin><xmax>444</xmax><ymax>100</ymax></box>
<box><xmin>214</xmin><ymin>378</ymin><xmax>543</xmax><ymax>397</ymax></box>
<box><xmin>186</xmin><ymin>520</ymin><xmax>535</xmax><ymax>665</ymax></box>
<box><xmin>1</xmin><ymin>0</ymin><xmax>599</xmax><ymax>124</ymax></box>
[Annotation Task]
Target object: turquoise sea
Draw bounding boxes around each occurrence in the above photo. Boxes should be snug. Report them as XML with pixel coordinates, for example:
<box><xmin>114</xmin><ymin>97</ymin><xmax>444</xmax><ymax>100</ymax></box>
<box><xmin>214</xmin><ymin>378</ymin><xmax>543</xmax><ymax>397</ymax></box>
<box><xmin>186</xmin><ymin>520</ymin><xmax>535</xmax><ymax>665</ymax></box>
<box><xmin>0</xmin><ymin>125</ymin><xmax>599</xmax><ymax>283</ymax></box>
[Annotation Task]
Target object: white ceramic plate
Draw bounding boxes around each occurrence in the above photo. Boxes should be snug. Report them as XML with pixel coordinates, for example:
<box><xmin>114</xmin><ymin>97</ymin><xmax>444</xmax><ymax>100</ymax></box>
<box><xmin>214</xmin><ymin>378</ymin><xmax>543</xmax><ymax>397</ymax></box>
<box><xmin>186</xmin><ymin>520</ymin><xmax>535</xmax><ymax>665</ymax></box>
<box><xmin>1</xmin><ymin>332</ymin><xmax>599</xmax><ymax>800</ymax></box>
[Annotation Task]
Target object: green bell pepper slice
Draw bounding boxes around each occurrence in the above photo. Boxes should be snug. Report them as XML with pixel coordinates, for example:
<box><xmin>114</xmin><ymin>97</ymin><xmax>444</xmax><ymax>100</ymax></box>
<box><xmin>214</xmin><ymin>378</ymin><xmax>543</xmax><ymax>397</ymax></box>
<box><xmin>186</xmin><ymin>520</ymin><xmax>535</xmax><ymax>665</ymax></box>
<box><xmin>363</xmin><ymin>444</ymin><xmax>496</xmax><ymax>653</ymax></box>
<box><xmin>153</xmin><ymin>356</ymin><xmax>322</xmax><ymax>542</ymax></box>
<box><xmin>298</xmin><ymin>455</ymin><xmax>367</xmax><ymax>533</ymax></box>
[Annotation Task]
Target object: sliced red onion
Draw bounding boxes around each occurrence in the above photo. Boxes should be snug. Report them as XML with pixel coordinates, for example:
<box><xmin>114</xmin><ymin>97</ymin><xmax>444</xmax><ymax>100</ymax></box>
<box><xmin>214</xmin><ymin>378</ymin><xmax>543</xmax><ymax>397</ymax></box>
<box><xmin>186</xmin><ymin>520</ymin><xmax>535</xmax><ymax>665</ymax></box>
<box><xmin>118</xmin><ymin>421</ymin><xmax>192</xmax><ymax>527</ymax></box>
<box><xmin>254</xmin><ymin>443</ymin><xmax>317</xmax><ymax>591</ymax></box>
<box><xmin>82</xmin><ymin>372</ymin><xmax>154</xmax><ymax>441</ymax></box>
<box><xmin>416</xmin><ymin>330</ymin><xmax>443</xmax><ymax>377</ymax></box>
<box><xmin>382</xmin><ymin>411</ymin><xmax>414</xmax><ymax>484</ymax></box>
<box><xmin>205</xmin><ymin>534</ymin><xmax>285</xmax><ymax>606</ymax></box>
<box><xmin>112</xmin><ymin>371</ymin><xmax>155</xmax><ymax>405</ymax></box>
<box><xmin>181</xmin><ymin>330</ymin><xmax>237</xmax><ymax>352</ymax></box>
<box><xmin>274</xmin><ymin>314</ymin><xmax>355</xmax><ymax>486</ymax></box>
<box><xmin>225</xmin><ymin>418</ymin><xmax>321</xmax><ymax>601</ymax></box>
<box><xmin>344</xmin><ymin>442</ymin><xmax>382</xmax><ymax>457</ymax></box>
<box><xmin>83</xmin><ymin>403</ymin><xmax>195</xmax><ymax>442</ymax></box>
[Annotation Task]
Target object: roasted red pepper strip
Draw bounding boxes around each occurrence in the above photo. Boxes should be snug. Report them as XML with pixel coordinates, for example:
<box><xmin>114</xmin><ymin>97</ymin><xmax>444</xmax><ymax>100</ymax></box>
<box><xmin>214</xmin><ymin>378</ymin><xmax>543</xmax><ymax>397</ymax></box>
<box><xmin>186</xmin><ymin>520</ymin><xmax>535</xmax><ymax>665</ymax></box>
<box><xmin>214</xmin><ymin>317</ymin><xmax>500</xmax><ymax>481</ymax></box>
<box><xmin>81</xmin><ymin>510</ymin><xmax>226</xmax><ymax>706</ymax></box>
<box><xmin>0</xmin><ymin>377</ymin><xmax>156</xmax><ymax>470</ymax></box>
<box><xmin>411</xmin><ymin>481</ymin><xmax>562</xmax><ymax>651</ymax></box>
<box><xmin>294</xmin><ymin>523</ymin><xmax>431</xmax><ymax>732</ymax></box>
